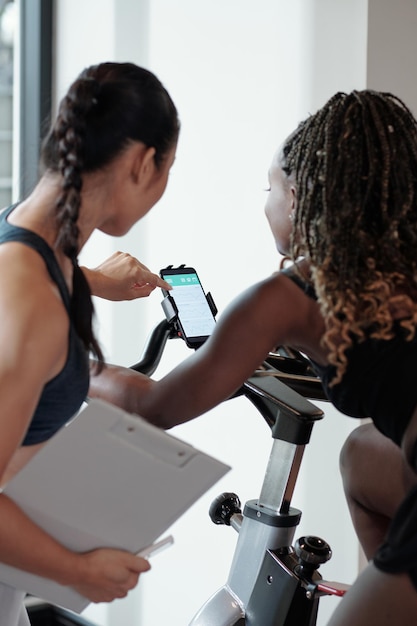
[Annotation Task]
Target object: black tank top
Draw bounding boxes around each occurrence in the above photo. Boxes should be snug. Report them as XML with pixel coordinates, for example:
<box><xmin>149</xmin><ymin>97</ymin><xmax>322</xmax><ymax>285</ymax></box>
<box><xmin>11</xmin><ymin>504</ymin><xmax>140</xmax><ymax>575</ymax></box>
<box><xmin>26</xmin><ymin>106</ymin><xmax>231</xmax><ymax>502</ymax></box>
<box><xmin>282</xmin><ymin>265</ymin><xmax>417</xmax><ymax>446</ymax></box>
<box><xmin>0</xmin><ymin>206</ymin><xmax>89</xmax><ymax>445</ymax></box>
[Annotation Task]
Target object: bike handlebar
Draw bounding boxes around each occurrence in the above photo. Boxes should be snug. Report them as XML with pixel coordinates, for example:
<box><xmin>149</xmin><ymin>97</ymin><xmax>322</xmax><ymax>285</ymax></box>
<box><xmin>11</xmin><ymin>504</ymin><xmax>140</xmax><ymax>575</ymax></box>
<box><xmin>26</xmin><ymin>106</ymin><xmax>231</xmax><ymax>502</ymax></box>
<box><xmin>130</xmin><ymin>320</ymin><xmax>175</xmax><ymax>376</ymax></box>
<box><xmin>130</xmin><ymin>320</ymin><xmax>327</xmax><ymax>443</ymax></box>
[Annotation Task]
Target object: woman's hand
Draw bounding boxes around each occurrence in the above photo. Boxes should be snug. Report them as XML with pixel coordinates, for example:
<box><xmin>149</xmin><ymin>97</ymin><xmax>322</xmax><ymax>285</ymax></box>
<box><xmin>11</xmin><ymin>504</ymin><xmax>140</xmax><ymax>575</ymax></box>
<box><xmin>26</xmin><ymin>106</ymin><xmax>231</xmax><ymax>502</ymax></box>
<box><xmin>82</xmin><ymin>251</ymin><xmax>171</xmax><ymax>301</ymax></box>
<box><xmin>72</xmin><ymin>547</ymin><xmax>151</xmax><ymax>602</ymax></box>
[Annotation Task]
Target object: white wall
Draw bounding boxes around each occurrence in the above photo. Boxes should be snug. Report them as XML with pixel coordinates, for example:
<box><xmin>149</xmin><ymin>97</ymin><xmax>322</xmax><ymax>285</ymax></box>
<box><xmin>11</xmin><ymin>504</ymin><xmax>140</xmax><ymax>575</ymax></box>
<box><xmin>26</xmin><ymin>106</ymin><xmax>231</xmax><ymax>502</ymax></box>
<box><xmin>52</xmin><ymin>1</ymin><xmax>397</xmax><ymax>625</ymax></box>
<box><xmin>367</xmin><ymin>0</ymin><xmax>417</xmax><ymax>113</ymax></box>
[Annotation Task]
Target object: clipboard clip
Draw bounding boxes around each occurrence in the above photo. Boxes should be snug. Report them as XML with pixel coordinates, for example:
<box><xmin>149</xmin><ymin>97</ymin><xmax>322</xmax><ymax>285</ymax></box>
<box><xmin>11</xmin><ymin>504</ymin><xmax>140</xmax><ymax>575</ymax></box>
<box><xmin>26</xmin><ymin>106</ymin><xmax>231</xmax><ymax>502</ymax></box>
<box><xmin>109</xmin><ymin>414</ymin><xmax>199</xmax><ymax>468</ymax></box>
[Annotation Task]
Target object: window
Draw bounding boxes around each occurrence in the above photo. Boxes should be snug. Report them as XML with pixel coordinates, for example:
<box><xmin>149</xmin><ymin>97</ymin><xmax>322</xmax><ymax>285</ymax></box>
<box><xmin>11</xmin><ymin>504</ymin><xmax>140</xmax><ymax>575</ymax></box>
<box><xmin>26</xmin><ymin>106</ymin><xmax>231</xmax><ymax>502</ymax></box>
<box><xmin>0</xmin><ymin>0</ymin><xmax>52</xmax><ymax>207</ymax></box>
<box><xmin>0</xmin><ymin>0</ymin><xmax>14</xmax><ymax>208</ymax></box>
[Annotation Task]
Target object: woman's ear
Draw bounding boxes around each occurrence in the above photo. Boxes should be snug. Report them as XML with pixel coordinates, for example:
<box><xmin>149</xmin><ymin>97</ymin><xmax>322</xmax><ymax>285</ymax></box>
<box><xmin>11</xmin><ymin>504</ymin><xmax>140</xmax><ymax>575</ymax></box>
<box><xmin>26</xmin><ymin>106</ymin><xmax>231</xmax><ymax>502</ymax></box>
<box><xmin>290</xmin><ymin>185</ymin><xmax>297</xmax><ymax>211</ymax></box>
<box><xmin>131</xmin><ymin>145</ymin><xmax>156</xmax><ymax>186</ymax></box>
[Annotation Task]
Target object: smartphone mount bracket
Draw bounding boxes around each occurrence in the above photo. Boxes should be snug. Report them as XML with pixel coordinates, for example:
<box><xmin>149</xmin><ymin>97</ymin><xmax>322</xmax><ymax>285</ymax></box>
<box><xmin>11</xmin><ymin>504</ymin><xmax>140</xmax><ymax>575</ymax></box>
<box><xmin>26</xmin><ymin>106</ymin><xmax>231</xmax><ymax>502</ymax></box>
<box><xmin>160</xmin><ymin>264</ymin><xmax>218</xmax><ymax>329</ymax></box>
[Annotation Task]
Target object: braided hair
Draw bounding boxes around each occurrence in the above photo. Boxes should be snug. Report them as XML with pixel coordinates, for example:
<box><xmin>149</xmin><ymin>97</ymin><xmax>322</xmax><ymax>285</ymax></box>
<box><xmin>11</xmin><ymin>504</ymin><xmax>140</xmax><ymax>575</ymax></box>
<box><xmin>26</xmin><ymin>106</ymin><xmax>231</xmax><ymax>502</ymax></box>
<box><xmin>40</xmin><ymin>62</ymin><xmax>180</xmax><ymax>364</ymax></box>
<box><xmin>282</xmin><ymin>90</ymin><xmax>417</xmax><ymax>384</ymax></box>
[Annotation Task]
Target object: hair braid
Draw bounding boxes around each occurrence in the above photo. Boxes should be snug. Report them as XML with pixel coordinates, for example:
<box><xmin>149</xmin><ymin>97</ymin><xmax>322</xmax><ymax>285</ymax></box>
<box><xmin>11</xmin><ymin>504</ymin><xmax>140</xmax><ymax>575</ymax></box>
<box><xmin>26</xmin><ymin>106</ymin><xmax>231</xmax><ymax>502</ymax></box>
<box><xmin>51</xmin><ymin>77</ymin><xmax>104</xmax><ymax>363</ymax></box>
<box><xmin>283</xmin><ymin>90</ymin><xmax>417</xmax><ymax>384</ymax></box>
<box><xmin>54</xmin><ymin>77</ymin><xmax>99</xmax><ymax>257</ymax></box>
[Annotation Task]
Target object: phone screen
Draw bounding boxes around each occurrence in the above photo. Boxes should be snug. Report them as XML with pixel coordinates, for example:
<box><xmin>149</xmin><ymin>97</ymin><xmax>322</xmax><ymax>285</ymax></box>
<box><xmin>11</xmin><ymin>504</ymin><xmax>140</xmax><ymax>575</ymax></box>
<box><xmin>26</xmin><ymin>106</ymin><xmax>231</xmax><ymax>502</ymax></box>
<box><xmin>161</xmin><ymin>268</ymin><xmax>216</xmax><ymax>346</ymax></box>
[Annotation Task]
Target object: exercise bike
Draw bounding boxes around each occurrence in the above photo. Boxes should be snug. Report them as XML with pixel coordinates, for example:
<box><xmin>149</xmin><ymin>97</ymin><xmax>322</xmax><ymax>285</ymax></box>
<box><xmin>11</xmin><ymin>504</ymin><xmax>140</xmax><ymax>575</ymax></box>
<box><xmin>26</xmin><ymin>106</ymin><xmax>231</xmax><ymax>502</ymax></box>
<box><xmin>128</xmin><ymin>286</ymin><xmax>350</xmax><ymax>626</ymax></box>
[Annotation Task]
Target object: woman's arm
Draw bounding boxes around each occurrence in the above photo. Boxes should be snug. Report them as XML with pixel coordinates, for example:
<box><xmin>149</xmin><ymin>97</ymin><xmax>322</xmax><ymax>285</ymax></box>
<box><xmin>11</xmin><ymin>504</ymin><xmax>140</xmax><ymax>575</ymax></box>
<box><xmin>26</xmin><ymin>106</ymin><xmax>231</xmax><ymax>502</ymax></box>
<box><xmin>82</xmin><ymin>251</ymin><xmax>171</xmax><ymax>301</ymax></box>
<box><xmin>89</xmin><ymin>272</ymin><xmax>326</xmax><ymax>428</ymax></box>
<box><xmin>0</xmin><ymin>247</ymin><xmax>150</xmax><ymax>601</ymax></box>
<box><xmin>0</xmin><ymin>493</ymin><xmax>150</xmax><ymax>602</ymax></box>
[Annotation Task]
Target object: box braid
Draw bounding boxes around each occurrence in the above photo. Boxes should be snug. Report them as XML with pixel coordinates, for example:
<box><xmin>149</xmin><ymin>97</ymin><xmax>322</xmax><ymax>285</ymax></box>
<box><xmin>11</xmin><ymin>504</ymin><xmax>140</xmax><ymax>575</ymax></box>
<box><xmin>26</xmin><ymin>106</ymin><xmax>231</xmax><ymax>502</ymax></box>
<box><xmin>282</xmin><ymin>90</ymin><xmax>417</xmax><ymax>384</ymax></box>
<box><xmin>40</xmin><ymin>63</ymin><xmax>179</xmax><ymax>365</ymax></box>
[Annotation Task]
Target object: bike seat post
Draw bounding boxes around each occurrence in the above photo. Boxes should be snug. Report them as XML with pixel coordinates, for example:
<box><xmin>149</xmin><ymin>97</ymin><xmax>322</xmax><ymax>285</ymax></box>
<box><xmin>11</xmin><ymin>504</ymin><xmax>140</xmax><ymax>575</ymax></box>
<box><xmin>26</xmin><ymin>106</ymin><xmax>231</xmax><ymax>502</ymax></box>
<box><xmin>258</xmin><ymin>438</ymin><xmax>305</xmax><ymax>514</ymax></box>
<box><xmin>244</xmin><ymin>374</ymin><xmax>323</xmax><ymax>515</ymax></box>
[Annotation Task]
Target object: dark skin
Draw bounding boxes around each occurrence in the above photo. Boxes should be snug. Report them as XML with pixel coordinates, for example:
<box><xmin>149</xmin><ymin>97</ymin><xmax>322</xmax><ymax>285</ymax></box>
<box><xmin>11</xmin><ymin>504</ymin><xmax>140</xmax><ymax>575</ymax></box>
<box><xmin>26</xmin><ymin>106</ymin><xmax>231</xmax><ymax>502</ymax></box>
<box><xmin>340</xmin><ymin>422</ymin><xmax>417</xmax><ymax>560</ymax></box>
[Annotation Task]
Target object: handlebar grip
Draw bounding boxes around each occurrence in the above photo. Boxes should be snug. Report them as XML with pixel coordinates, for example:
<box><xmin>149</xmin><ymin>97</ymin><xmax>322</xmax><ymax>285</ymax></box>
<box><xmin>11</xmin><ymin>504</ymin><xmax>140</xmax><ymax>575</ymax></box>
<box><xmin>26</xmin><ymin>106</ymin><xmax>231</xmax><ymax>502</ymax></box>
<box><xmin>130</xmin><ymin>320</ymin><xmax>175</xmax><ymax>376</ymax></box>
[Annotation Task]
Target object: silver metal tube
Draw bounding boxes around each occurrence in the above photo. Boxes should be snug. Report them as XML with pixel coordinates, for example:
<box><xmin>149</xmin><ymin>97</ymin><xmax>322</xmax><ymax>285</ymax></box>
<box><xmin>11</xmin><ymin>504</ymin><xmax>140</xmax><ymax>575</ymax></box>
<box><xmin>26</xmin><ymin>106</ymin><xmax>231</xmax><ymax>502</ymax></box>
<box><xmin>258</xmin><ymin>439</ymin><xmax>305</xmax><ymax>513</ymax></box>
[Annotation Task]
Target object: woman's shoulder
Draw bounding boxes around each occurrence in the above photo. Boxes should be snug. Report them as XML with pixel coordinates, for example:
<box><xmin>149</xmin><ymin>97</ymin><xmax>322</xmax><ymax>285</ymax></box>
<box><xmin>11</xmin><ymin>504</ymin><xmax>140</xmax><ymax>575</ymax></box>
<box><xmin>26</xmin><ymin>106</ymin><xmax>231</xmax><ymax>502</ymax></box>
<box><xmin>230</xmin><ymin>265</ymin><xmax>326</xmax><ymax>364</ymax></box>
<box><xmin>278</xmin><ymin>258</ymin><xmax>317</xmax><ymax>300</ymax></box>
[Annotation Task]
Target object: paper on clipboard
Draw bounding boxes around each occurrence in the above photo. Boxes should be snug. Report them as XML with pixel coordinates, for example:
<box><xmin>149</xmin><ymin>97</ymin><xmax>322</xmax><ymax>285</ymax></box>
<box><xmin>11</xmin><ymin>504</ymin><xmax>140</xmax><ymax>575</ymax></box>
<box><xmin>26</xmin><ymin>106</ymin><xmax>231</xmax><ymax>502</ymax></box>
<box><xmin>0</xmin><ymin>399</ymin><xmax>230</xmax><ymax>613</ymax></box>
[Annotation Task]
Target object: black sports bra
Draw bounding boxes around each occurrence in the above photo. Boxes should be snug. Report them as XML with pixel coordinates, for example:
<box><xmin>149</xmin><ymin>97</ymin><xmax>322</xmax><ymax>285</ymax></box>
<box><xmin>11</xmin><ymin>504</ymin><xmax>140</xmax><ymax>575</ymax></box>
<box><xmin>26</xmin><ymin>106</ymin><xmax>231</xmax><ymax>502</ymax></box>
<box><xmin>282</xmin><ymin>265</ymin><xmax>417</xmax><ymax>446</ymax></box>
<box><xmin>0</xmin><ymin>206</ymin><xmax>89</xmax><ymax>445</ymax></box>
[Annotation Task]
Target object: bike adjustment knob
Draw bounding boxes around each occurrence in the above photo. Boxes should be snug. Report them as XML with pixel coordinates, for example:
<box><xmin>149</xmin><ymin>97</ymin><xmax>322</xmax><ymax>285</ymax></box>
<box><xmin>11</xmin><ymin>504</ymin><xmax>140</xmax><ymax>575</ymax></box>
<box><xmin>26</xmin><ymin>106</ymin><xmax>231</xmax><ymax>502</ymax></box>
<box><xmin>295</xmin><ymin>536</ymin><xmax>332</xmax><ymax>572</ymax></box>
<box><xmin>209</xmin><ymin>492</ymin><xmax>242</xmax><ymax>525</ymax></box>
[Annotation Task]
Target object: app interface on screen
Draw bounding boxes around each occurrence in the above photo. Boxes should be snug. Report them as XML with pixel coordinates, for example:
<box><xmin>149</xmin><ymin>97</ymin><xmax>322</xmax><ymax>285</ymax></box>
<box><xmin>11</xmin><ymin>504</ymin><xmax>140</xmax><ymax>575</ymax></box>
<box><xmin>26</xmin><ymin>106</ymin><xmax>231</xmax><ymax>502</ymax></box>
<box><xmin>165</xmin><ymin>273</ymin><xmax>216</xmax><ymax>337</ymax></box>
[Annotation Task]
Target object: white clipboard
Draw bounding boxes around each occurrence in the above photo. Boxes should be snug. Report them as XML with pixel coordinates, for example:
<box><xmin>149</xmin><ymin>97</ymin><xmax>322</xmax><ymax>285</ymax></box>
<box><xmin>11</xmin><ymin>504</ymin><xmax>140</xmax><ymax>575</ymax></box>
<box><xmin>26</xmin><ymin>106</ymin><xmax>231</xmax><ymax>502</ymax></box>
<box><xmin>0</xmin><ymin>399</ymin><xmax>230</xmax><ymax>613</ymax></box>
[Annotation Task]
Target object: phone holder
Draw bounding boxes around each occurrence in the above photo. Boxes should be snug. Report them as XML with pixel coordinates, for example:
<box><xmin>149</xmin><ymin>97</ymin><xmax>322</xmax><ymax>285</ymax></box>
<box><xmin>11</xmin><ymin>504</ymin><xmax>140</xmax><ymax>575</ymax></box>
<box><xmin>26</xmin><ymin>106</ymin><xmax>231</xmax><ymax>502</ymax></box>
<box><xmin>161</xmin><ymin>291</ymin><xmax>217</xmax><ymax>323</ymax></box>
<box><xmin>160</xmin><ymin>264</ymin><xmax>218</xmax><ymax>340</ymax></box>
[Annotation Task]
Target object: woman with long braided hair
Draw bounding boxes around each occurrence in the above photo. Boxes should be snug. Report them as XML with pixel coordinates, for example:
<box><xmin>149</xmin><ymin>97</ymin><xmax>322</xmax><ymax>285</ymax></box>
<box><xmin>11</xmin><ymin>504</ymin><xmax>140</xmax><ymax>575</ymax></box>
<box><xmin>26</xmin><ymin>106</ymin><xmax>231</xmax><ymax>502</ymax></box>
<box><xmin>0</xmin><ymin>61</ymin><xmax>179</xmax><ymax>625</ymax></box>
<box><xmin>91</xmin><ymin>90</ymin><xmax>417</xmax><ymax>624</ymax></box>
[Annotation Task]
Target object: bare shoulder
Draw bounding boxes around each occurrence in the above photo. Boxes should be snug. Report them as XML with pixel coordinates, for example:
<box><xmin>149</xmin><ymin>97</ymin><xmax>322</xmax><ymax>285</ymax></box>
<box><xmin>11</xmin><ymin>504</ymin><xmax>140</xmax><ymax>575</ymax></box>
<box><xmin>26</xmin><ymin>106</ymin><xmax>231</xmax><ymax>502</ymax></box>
<box><xmin>0</xmin><ymin>242</ymin><xmax>70</xmax><ymax>380</ymax></box>
<box><xmin>0</xmin><ymin>241</ymin><xmax>65</xmax><ymax>301</ymax></box>
<box><xmin>235</xmin><ymin>270</ymin><xmax>326</xmax><ymax>363</ymax></box>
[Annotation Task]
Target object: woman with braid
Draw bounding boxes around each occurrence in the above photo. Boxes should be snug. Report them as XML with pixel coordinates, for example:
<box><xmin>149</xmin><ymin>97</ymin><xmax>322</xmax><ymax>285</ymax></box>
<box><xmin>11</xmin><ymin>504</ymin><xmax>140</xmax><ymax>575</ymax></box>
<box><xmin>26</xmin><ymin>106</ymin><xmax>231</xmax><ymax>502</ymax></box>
<box><xmin>91</xmin><ymin>90</ymin><xmax>417</xmax><ymax>624</ymax></box>
<box><xmin>0</xmin><ymin>61</ymin><xmax>179</xmax><ymax>625</ymax></box>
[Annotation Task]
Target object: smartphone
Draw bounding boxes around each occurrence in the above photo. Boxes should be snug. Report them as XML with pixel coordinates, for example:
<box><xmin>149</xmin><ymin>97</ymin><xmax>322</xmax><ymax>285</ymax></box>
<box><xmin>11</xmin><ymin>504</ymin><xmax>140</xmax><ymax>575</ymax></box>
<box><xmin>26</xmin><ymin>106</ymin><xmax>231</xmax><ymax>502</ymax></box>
<box><xmin>160</xmin><ymin>266</ymin><xmax>216</xmax><ymax>348</ymax></box>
